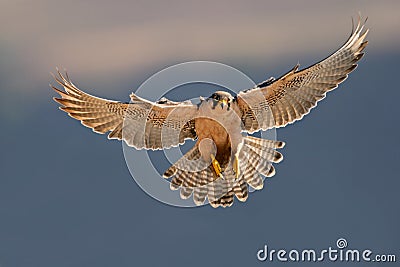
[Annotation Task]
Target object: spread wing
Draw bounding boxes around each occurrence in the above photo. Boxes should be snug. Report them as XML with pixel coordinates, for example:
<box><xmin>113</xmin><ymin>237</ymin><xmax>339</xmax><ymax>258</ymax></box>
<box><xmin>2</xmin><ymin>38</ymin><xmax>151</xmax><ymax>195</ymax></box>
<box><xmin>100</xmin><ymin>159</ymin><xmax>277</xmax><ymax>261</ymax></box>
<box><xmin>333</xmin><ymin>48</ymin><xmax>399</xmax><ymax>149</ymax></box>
<box><xmin>52</xmin><ymin>71</ymin><xmax>198</xmax><ymax>150</ymax></box>
<box><xmin>235</xmin><ymin>18</ymin><xmax>369</xmax><ymax>133</ymax></box>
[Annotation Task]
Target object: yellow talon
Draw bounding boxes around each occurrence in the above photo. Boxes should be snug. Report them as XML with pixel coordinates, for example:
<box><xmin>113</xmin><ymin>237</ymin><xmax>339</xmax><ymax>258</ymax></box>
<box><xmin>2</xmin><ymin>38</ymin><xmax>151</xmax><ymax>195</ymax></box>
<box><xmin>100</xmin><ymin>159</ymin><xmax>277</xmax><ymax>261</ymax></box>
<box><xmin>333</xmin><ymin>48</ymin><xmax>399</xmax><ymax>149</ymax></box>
<box><xmin>211</xmin><ymin>154</ymin><xmax>223</xmax><ymax>178</ymax></box>
<box><xmin>233</xmin><ymin>155</ymin><xmax>240</xmax><ymax>179</ymax></box>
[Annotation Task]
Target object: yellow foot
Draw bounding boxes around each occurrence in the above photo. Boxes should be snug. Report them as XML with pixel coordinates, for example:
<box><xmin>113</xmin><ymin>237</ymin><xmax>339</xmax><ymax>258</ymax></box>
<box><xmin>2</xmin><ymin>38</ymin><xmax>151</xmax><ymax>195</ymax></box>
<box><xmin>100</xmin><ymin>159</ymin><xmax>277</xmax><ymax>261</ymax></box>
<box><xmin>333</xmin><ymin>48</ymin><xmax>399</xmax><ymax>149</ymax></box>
<box><xmin>233</xmin><ymin>155</ymin><xmax>240</xmax><ymax>179</ymax></box>
<box><xmin>211</xmin><ymin>154</ymin><xmax>223</xmax><ymax>178</ymax></box>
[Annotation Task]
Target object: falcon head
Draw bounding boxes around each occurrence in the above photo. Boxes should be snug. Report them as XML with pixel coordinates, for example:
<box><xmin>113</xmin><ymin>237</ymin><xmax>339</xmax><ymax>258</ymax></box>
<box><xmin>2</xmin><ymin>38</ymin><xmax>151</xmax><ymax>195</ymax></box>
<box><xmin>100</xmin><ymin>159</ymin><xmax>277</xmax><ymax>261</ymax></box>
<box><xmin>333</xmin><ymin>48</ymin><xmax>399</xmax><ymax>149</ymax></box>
<box><xmin>209</xmin><ymin>91</ymin><xmax>234</xmax><ymax>110</ymax></box>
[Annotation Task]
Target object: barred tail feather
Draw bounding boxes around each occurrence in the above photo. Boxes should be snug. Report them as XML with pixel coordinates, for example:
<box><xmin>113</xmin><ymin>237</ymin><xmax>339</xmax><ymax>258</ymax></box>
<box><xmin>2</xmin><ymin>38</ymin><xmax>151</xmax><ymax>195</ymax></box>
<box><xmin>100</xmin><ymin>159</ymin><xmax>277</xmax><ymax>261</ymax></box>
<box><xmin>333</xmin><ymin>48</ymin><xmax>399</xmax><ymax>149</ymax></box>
<box><xmin>239</xmin><ymin>136</ymin><xmax>285</xmax><ymax>190</ymax></box>
<box><xmin>163</xmin><ymin>136</ymin><xmax>285</xmax><ymax>208</ymax></box>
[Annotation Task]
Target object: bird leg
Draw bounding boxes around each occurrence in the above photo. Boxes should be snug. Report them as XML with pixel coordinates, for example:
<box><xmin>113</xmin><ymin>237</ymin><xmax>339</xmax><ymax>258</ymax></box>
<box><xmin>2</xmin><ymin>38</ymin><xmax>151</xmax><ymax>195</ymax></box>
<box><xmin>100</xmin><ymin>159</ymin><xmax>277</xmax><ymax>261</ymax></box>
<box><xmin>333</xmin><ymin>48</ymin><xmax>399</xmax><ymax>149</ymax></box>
<box><xmin>211</xmin><ymin>154</ymin><xmax>223</xmax><ymax>178</ymax></box>
<box><xmin>233</xmin><ymin>155</ymin><xmax>240</xmax><ymax>179</ymax></box>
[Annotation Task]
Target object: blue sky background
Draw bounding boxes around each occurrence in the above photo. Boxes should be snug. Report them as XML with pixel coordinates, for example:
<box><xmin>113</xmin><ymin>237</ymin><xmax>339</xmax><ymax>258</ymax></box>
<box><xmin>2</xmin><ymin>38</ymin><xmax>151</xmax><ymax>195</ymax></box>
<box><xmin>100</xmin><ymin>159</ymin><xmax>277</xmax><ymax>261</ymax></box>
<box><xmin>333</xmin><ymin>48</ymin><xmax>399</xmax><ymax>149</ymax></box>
<box><xmin>0</xmin><ymin>1</ymin><xmax>399</xmax><ymax>266</ymax></box>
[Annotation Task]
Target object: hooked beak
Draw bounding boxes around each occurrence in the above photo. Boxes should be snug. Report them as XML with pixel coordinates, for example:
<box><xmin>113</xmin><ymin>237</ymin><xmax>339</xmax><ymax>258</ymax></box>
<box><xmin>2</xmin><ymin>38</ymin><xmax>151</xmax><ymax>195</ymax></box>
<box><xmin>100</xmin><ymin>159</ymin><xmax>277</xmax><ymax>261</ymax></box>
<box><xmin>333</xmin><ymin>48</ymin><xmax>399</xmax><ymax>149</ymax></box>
<box><xmin>219</xmin><ymin>99</ymin><xmax>230</xmax><ymax>110</ymax></box>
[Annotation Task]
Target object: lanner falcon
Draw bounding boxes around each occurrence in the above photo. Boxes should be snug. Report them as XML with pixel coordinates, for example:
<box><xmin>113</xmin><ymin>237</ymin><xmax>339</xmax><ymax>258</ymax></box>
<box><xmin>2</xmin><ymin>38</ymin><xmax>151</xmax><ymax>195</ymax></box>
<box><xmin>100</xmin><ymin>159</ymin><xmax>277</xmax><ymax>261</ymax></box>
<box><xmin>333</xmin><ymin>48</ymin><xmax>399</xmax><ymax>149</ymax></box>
<box><xmin>52</xmin><ymin>19</ymin><xmax>368</xmax><ymax>208</ymax></box>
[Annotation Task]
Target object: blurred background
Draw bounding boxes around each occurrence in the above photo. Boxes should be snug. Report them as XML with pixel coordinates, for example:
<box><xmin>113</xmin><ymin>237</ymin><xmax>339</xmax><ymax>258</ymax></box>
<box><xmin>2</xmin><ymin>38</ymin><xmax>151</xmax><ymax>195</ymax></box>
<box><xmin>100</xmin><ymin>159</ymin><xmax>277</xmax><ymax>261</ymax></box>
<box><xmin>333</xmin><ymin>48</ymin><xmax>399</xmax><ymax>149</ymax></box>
<box><xmin>1</xmin><ymin>0</ymin><xmax>399</xmax><ymax>266</ymax></box>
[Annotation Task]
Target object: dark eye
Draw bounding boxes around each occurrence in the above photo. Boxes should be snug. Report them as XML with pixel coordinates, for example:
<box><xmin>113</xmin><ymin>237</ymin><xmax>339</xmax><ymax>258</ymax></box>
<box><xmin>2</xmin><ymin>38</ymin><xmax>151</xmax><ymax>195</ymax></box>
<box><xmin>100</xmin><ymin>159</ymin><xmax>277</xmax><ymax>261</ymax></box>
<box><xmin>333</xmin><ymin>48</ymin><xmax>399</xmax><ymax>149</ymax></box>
<box><xmin>215</xmin><ymin>95</ymin><xmax>220</xmax><ymax>100</ymax></box>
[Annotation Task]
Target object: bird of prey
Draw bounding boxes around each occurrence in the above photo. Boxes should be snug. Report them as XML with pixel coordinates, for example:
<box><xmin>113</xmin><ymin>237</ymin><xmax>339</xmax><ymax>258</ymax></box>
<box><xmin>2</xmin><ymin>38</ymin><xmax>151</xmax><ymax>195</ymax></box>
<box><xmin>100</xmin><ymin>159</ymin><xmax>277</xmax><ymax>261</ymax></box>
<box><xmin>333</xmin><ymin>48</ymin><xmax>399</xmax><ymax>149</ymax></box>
<box><xmin>52</xmin><ymin>18</ymin><xmax>368</xmax><ymax>208</ymax></box>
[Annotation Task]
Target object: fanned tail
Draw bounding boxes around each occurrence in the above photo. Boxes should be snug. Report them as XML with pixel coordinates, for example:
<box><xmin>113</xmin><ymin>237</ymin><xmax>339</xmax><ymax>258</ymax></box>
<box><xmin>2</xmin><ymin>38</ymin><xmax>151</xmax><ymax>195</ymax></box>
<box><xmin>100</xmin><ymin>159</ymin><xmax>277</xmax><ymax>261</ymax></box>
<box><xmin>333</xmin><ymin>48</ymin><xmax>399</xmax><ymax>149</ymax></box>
<box><xmin>163</xmin><ymin>136</ymin><xmax>285</xmax><ymax>208</ymax></box>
